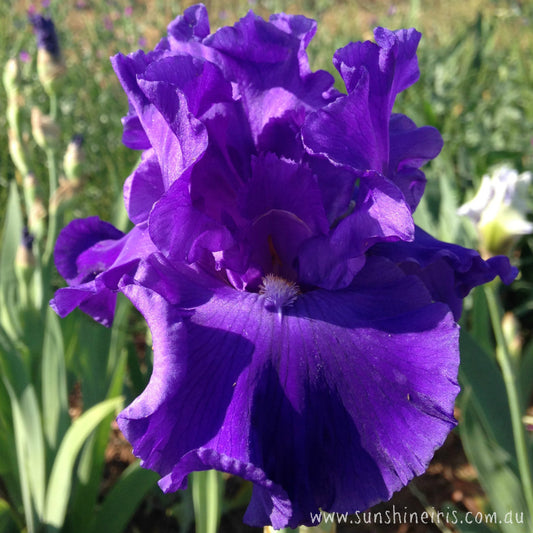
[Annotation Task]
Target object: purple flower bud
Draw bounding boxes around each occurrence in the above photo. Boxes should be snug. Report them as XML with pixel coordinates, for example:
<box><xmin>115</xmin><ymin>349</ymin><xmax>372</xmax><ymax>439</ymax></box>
<box><xmin>22</xmin><ymin>227</ymin><xmax>35</xmax><ymax>251</ymax></box>
<box><xmin>29</xmin><ymin>12</ymin><xmax>65</xmax><ymax>91</ymax></box>
<box><xmin>29</xmin><ymin>13</ymin><xmax>60</xmax><ymax>59</ymax></box>
<box><xmin>16</xmin><ymin>228</ymin><xmax>36</xmax><ymax>269</ymax></box>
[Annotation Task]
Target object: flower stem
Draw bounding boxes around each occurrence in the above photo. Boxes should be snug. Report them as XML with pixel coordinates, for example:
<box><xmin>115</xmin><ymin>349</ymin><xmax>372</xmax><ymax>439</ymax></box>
<box><xmin>49</xmin><ymin>91</ymin><xmax>58</xmax><ymax>122</ymax></box>
<box><xmin>484</xmin><ymin>284</ymin><xmax>533</xmax><ymax>521</ymax></box>
<box><xmin>43</xmin><ymin>148</ymin><xmax>59</xmax><ymax>269</ymax></box>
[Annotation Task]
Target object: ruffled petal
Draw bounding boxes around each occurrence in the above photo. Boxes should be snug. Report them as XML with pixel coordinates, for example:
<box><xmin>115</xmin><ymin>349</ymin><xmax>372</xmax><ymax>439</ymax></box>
<box><xmin>370</xmin><ymin>226</ymin><xmax>519</xmax><ymax>319</ymax></box>
<box><xmin>111</xmin><ymin>51</ymin><xmax>209</xmax><ymax>187</ymax></box>
<box><xmin>50</xmin><ymin>8</ymin><xmax>515</xmax><ymax>529</ymax></box>
<box><xmin>302</xmin><ymin>28</ymin><xmax>437</xmax><ymax>217</ymax></box>
<box><xmin>302</xmin><ymin>69</ymin><xmax>382</xmax><ymax>172</ymax></box>
<box><xmin>388</xmin><ymin>114</ymin><xmax>443</xmax><ymax>210</ymax></box>
<box><xmin>205</xmin><ymin>11</ymin><xmax>336</xmax><ymax>143</ymax></box>
<box><xmin>167</xmin><ymin>3</ymin><xmax>211</xmax><ymax>42</ymax></box>
<box><xmin>118</xmin><ymin>255</ymin><xmax>459</xmax><ymax>528</ymax></box>
<box><xmin>51</xmin><ymin>282</ymin><xmax>117</xmax><ymax>326</ymax></box>
<box><xmin>334</xmin><ymin>27</ymin><xmax>421</xmax><ymax>117</ymax></box>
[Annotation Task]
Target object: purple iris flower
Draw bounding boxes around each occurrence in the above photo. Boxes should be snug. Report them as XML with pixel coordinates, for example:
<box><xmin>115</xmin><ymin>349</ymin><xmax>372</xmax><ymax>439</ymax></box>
<box><xmin>29</xmin><ymin>13</ymin><xmax>60</xmax><ymax>58</ymax></box>
<box><xmin>50</xmin><ymin>4</ymin><xmax>517</xmax><ymax>528</ymax></box>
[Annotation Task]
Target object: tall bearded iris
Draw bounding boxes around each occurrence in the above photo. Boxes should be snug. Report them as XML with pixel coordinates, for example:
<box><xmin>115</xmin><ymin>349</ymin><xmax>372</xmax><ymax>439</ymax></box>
<box><xmin>51</xmin><ymin>5</ymin><xmax>517</xmax><ymax>529</ymax></box>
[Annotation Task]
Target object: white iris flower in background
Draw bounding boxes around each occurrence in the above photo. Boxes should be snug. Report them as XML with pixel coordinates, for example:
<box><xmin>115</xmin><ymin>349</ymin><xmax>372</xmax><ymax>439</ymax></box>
<box><xmin>458</xmin><ymin>165</ymin><xmax>533</xmax><ymax>255</ymax></box>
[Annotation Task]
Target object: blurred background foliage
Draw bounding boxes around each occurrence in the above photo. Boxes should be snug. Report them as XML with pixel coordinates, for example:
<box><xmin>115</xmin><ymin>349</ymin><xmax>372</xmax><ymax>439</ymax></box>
<box><xmin>1</xmin><ymin>1</ymin><xmax>533</xmax><ymax>532</ymax></box>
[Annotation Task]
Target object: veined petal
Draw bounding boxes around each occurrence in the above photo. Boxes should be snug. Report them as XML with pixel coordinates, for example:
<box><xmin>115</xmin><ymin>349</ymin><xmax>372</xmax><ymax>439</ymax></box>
<box><xmin>50</xmin><ymin>7</ymin><xmax>517</xmax><ymax>529</ymax></box>
<box><xmin>118</xmin><ymin>256</ymin><xmax>459</xmax><ymax>528</ymax></box>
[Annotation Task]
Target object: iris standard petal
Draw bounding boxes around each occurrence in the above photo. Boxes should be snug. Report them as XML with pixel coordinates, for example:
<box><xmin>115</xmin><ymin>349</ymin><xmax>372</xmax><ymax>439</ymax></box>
<box><xmin>167</xmin><ymin>3</ymin><xmax>211</xmax><ymax>42</ymax></box>
<box><xmin>333</xmin><ymin>27</ymin><xmax>421</xmax><ymax>116</ymax></box>
<box><xmin>302</xmin><ymin>69</ymin><xmax>380</xmax><ymax>172</ymax></box>
<box><xmin>121</xmin><ymin>106</ymin><xmax>151</xmax><ymax>150</ymax></box>
<box><xmin>148</xmin><ymin>177</ymin><xmax>236</xmax><ymax>266</ymax></box>
<box><xmin>388</xmin><ymin>114</ymin><xmax>443</xmax><ymax>210</ymax></box>
<box><xmin>239</xmin><ymin>153</ymin><xmax>329</xmax><ymax>279</ymax></box>
<box><xmin>205</xmin><ymin>10</ymin><xmax>336</xmax><ymax>142</ymax></box>
<box><xmin>111</xmin><ymin>51</ymin><xmax>209</xmax><ymax>187</ymax></box>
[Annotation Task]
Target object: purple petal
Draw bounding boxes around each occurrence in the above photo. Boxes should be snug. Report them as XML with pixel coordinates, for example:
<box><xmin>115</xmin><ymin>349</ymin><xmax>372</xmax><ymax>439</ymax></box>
<box><xmin>51</xmin><ymin>282</ymin><xmax>117</xmax><ymax>326</ymax></box>
<box><xmin>334</xmin><ymin>27</ymin><xmax>421</xmax><ymax>116</ymax></box>
<box><xmin>117</xmin><ymin>255</ymin><xmax>459</xmax><ymax>528</ymax></box>
<box><xmin>371</xmin><ymin>226</ymin><xmax>519</xmax><ymax>319</ymax></box>
<box><xmin>148</xmin><ymin>177</ymin><xmax>235</xmax><ymax>266</ymax></box>
<box><xmin>298</xmin><ymin>171</ymin><xmax>414</xmax><ymax>289</ymax></box>
<box><xmin>111</xmin><ymin>51</ymin><xmax>208</xmax><ymax>187</ymax></box>
<box><xmin>123</xmin><ymin>150</ymin><xmax>165</xmax><ymax>225</ymax></box>
<box><xmin>51</xmin><ymin>220</ymin><xmax>155</xmax><ymax>325</ymax></box>
<box><xmin>54</xmin><ymin>216</ymin><xmax>124</xmax><ymax>283</ymax></box>
<box><xmin>389</xmin><ymin>114</ymin><xmax>442</xmax><ymax>172</ymax></box>
<box><xmin>302</xmin><ymin>69</ymin><xmax>382</xmax><ymax>172</ymax></box>
<box><xmin>121</xmin><ymin>106</ymin><xmax>150</xmax><ymax>150</ymax></box>
<box><xmin>167</xmin><ymin>4</ymin><xmax>210</xmax><ymax>42</ymax></box>
<box><xmin>303</xmin><ymin>28</ymin><xmax>432</xmax><ymax>196</ymax></box>
<box><xmin>388</xmin><ymin>114</ymin><xmax>443</xmax><ymax>210</ymax></box>
<box><xmin>239</xmin><ymin>153</ymin><xmax>329</xmax><ymax>280</ymax></box>
<box><xmin>205</xmin><ymin>11</ymin><xmax>336</xmax><ymax>142</ymax></box>
<box><xmin>139</xmin><ymin>54</ymin><xmax>233</xmax><ymax>117</ymax></box>
<box><xmin>187</xmin><ymin>100</ymin><xmax>255</xmax><ymax>218</ymax></box>
<box><xmin>305</xmin><ymin>158</ymin><xmax>357</xmax><ymax>226</ymax></box>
